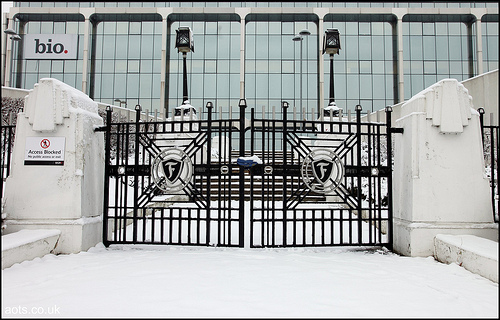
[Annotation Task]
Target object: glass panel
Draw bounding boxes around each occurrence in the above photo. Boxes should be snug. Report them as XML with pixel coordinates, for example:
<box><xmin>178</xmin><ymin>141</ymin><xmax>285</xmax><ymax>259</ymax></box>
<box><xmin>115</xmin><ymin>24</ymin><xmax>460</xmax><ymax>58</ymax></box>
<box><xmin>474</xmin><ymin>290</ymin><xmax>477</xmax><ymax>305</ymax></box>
<box><xmin>204</xmin><ymin>60</ymin><xmax>216</xmax><ymax>73</ymax></box>
<box><xmin>436</xmin><ymin>36</ymin><xmax>449</xmax><ymax>60</ymax></box>
<box><xmin>127</xmin><ymin>74</ymin><xmax>140</xmax><ymax>98</ymax></box>
<box><xmin>203</xmin><ymin>35</ymin><xmax>216</xmax><ymax>59</ymax></box>
<box><xmin>204</xmin><ymin>74</ymin><xmax>216</xmax><ymax>98</ymax></box>
<box><xmin>128</xmin><ymin>60</ymin><xmax>140</xmax><ymax>73</ymax></box>
<box><xmin>360</xmin><ymin>75</ymin><xmax>372</xmax><ymax>99</ymax></box>
<box><xmin>269</xmin><ymin>35</ymin><xmax>281</xmax><ymax>59</ymax></box>
<box><xmin>282</xmin><ymin>60</ymin><xmax>294</xmax><ymax>73</ymax></box>
<box><xmin>216</xmin><ymin>74</ymin><xmax>230</xmax><ymax>98</ymax></box>
<box><xmin>140</xmin><ymin>74</ymin><xmax>152</xmax><ymax>98</ymax></box>
<box><xmin>255</xmin><ymin>35</ymin><xmax>269</xmax><ymax>59</ymax></box>
<box><xmin>130</xmin><ymin>22</ymin><xmax>141</xmax><ymax>35</ymax></box>
<box><xmin>114</xmin><ymin>60</ymin><xmax>127</xmax><ymax>73</ymax></box>
<box><xmin>128</xmin><ymin>35</ymin><xmax>141</xmax><ymax>59</ymax></box>
<box><xmin>141</xmin><ymin>35</ymin><xmax>154</xmax><ymax>59</ymax></box>
<box><xmin>114</xmin><ymin>35</ymin><xmax>127</xmax><ymax>59</ymax></box>
<box><xmin>372</xmin><ymin>61</ymin><xmax>385</xmax><ymax>74</ymax></box>
<box><xmin>218</xmin><ymin>22</ymin><xmax>231</xmax><ymax>34</ymax></box>
<box><xmin>359</xmin><ymin>36</ymin><xmax>372</xmax><ymax>60</ymax></box>
<box><xmin>116</xmin><ymin>22</ymin><xmax>128</xmax><ymax>34</ymax></box>
<box><xmin>424</xmin><ymin>61</ymin><xmax>436</xmax><ymax>74</ymax></box>
<box><xmin>345</xmin><ymin>36</ymin><xmax>358</xmax><ymax>60</ymax></box>
<box><xmin>217</xmin><ymin>60</ymin><xmax>229</xmax><ymax>73</ymax></box>
<box><xmin>359</xmin><ymin>61</ymin><xmax>371</xmax><ymax>73</ymax></box>
<box><xmin>448</xmin><ymin>36</ymin><xmax>462</xmax><ymax>60</ymax></box>
<box><xmin>101</xmin><ymin>74</ymin><xmax>114</xmax><ymax>98</ymax></box>
<box><xmin>423</xmin><ymin>36</ymin><xmax>436</xmax><ymax>60</ymax></box>
<box><xmin>141</xmin><ymin>60</ymin><xmax>153</xmax><ymax>73</ymax></box>
<box><xmin>410</xmin><ymin>36</ymin><xmax>423</xmax><ymax>60</ymax></box>
<box><xmin>372</xmin><ymin>75</ymin><xmax>385</xmax><ymax>99</ymax></box>
<box><xmin>190</xmin><ymin>74</ymin><xmax>203</xmax><ymax>98</ymax></box>
<box><xmin>371</xmin><ymin>36</ymin><xmax>385</xmax><ymax>60</ymax></box>
<box><xmin>256</xmin><ymin>74</ymin><xmax>268</xmax><ymax>98</ymax></box>
<box><xmin>218</xmin><ymin>35</ymin><xmax>230</xmax><ymax>59</ymax></box>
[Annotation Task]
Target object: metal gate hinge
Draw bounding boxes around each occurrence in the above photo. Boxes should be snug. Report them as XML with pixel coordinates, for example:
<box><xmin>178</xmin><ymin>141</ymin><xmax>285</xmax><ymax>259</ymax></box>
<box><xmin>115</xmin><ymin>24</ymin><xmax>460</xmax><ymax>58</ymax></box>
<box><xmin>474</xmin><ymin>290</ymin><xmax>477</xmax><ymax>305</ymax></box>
<box><xmin>94</xmin><ymin>125</ymin><xmax>107</xmax><ymax>132</ymax></box>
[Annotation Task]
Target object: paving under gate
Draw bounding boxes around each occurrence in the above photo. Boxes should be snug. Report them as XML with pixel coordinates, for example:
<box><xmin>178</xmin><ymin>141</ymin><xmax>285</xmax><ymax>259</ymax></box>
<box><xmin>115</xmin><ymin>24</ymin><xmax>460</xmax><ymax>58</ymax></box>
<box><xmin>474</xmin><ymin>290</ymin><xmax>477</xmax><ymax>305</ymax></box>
<box><xmin>101</xmin><ymin>101</ymin><xmax>396</xmax><ymax>249</ymax></box>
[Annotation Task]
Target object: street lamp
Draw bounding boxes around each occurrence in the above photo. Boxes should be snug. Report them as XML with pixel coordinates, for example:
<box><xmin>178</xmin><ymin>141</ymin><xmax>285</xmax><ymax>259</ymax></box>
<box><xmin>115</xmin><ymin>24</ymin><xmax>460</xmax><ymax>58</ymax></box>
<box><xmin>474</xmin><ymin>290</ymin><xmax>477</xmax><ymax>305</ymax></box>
<box><xmin>4</xmin><ymin>28</ymin><xmax>21</xmax><ymax>41</ymax></box>
<box><xmin>114</xmin><ymin>99</ymin><xmax>127</xmax><ymax>108</ymax></box>
<box><xmin>175</xmin><ymin>26</ymin><xmax>194</xmax><ymax>103</ymax></box>
<box><xmin>293</xmin><ymin>29</ymin><xmax>310</xmax><ymax>115</ymax></box>
<box><xmin>323</xmin><ymin>28</ymin><xmax>341</xmax><ymax>105</ymax></box>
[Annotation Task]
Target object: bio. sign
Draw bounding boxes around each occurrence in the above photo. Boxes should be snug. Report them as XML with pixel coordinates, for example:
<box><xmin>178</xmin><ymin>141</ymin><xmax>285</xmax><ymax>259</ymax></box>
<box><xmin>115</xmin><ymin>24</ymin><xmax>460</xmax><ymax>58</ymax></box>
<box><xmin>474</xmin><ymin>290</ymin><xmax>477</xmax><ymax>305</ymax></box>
<box><xmin>24</xmin><ymin>34</ymin><xmax>78</xmax><ymax>60</ymax></box>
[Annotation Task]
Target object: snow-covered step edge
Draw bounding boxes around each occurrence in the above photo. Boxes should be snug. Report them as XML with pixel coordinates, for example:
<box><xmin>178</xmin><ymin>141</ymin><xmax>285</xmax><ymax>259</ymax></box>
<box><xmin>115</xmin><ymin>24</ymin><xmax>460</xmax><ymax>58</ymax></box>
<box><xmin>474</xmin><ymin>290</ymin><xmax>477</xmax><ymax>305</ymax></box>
<box><xmin>1</xmin><ymin>229</ymin><xmax>61</xmax><ymax>270</ymax></box>
<box><xmin>434</xmin><ymin>234</ymin><xmax>498</xmax><ymax>283</ymax></box>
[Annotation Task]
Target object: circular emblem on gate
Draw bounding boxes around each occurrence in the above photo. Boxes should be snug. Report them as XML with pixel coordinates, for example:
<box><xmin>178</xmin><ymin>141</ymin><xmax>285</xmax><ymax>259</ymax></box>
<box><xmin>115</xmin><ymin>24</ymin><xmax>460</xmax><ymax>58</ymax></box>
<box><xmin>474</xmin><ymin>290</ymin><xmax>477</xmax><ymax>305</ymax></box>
<box><xmin>264</xmin><ymin>165</ymin><xmax>273</xmax><ymax>175</ymax></box>
<box><xmin>301</xmin><ymin>149</ymin><xmax>344</xmax><ymax>194</ymax></box>
<box><xmin>220</xmin><ymin>165</ymin><xmax>229</xmax><ymax>174</ymax></box>
<box><xmin>151</xmin><ymin>148</ymin><xmax>193</xmax><ymax>192</ymax></box>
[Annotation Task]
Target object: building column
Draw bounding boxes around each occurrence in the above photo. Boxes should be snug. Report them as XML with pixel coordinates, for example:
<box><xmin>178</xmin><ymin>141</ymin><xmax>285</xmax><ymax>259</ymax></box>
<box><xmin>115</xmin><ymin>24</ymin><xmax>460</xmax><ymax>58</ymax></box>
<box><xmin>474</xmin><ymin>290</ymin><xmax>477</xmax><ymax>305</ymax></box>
<box><xmin>158</xmin><ymin>8</ymin><xmax>173</xmax><ymax>117</ymax></box>
<box><xmin>394</xmin><ymin>10</ymin><xmax>406</xmax><ymax>103</ymax></box>
<box><xmin>236</xmin><ymin>8</ymin><xmax>250</xmax><ymax>100</ymax></box>
<box><xmin>315</xmin><ymin>9</ymin><xmax>328</xmax><ymax>114</ymax></box>
<box><xmin>473</xmin><ymin>12</ymin><xmax>484</xmax><ymax>76</ymax></box>
<box><xmin>2</xmin><ymin>12</ymin><xmax>8</xmax><ymax>87</ymax></box>
<box><xmin>80</xmin><ymin>9</ymin><xmax>94</xmax><ymax>94</ymax></box>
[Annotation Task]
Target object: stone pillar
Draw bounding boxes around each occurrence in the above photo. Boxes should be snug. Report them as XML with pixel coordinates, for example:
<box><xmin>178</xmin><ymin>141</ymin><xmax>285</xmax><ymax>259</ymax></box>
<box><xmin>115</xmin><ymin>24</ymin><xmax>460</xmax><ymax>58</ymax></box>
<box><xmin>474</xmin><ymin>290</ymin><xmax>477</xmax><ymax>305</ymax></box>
<box><xmin>3</xmin><ymin>78</ymin><xmax>104</xmax><ymax>254</ymax></box>
<box><xmin>393</xmin><ymin>78</ymin><xmax>497</xmax><ymax>257</ymax></box>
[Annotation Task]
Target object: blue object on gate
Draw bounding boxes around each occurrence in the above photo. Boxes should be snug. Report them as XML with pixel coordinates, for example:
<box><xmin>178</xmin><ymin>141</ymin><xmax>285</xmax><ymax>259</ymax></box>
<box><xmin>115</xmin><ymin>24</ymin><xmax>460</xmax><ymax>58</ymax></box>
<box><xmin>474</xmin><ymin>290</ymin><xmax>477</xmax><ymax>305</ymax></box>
<box><xmin>237</xmin><ymin>157</ymin><xmax>258</xmax><ymax>168</ymax></box>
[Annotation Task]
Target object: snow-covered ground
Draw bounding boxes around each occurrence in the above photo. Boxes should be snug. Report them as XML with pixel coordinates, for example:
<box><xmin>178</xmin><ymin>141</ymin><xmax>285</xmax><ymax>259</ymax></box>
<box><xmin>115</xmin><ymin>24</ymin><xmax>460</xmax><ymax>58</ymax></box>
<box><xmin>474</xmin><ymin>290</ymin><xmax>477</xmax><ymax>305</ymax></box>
<box><xmin>1</xmin><ymin>243</ymin><xmax>498</xmax><ymax>318</ymax></box>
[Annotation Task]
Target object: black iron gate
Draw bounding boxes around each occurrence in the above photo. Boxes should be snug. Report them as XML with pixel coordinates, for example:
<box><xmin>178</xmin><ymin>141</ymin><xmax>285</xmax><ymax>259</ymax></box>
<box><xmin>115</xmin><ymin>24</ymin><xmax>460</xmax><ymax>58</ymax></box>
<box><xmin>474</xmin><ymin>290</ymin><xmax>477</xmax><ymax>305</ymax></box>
<box><xmin>101</xmin><ymin>101</ymin><xmax>395</xmax><ymax>249</ymax></box>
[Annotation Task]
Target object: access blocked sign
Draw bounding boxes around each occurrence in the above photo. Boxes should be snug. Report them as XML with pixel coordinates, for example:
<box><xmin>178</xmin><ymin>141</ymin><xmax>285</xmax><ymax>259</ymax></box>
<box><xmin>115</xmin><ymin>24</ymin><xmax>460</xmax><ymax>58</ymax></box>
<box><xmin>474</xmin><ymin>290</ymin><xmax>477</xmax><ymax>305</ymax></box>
<box><xmin>25</xmin><ymin>137</ymin><xmax>65</xmax><ymax>166</ymax></box>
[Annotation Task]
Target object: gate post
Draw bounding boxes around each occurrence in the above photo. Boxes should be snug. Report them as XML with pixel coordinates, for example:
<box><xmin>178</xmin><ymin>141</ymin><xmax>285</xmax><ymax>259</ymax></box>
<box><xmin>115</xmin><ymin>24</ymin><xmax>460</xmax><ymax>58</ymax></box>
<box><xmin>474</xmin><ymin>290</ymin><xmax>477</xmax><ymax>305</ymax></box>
<box><xmin>102</xmin><ymin>106</ymin><xmax>112</xmax><ymax>247</ymax></box>
<box><xmin>206</xmin><ymin>102</ymin><xmax>213</xmax><ymax>245</ymax></box>
<box><xmin>2</xmin><ymin>78</ymin><xmax>104</xmax><ymax>254</ymax></box>
<box><xmin>355</xmin><ymin>105</ymin><xmax>363</xmax><ymax>244</ymax></box>
<box><xmin>282</xmin><ymin>101</ymin><xmax>289</xmax><ymax>246</ymax></box>
<box><xmin>392</xmin><ymin>79</ymin><xmax>496</xmax><ymax>257</ymax></box>
<box><xmin>385</xmin><ymin>106</ymin><xmax>395</xmax><ymax>251</ymax></box>
<box><xmin>132</xmin><ymin>104</ymin><xmax>141</xmax><ymax>243</ymax></box>
<box><xmin>238</xmin><ymin>98</ymin><xmax>247</xmax><ymax>247</ymax></box>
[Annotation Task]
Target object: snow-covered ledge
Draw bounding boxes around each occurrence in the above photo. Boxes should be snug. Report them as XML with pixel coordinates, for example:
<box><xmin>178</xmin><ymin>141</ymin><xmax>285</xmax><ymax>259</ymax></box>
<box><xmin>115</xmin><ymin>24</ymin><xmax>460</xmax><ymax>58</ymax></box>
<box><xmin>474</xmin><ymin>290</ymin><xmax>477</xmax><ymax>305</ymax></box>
<box><xmin>392</xmin><ymin>79</ymin><xmax>498</xmax><ymax>257</ymax></box>
<box><xmin>1</xmin><ymin>229</ymin><xmax>61</xmax><ymax>269</ymax></box>
<box><xmin>2</xmin><ymin>78</ymin><xmax>104</xmax><ymax>254</ymax></box>
<box><xmin>434</xmin><ymin>234</ymin><xmax>498</xmax><ymax>283</ymax></box>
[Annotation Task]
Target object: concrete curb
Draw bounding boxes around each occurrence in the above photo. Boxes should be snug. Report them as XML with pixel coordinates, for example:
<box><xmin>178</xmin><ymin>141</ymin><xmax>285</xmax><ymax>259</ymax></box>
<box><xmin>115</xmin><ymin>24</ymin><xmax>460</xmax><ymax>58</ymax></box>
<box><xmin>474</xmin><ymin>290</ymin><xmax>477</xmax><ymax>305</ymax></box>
<box><xmin>1</xmin><ymin>229</ymin><xmax>61</xmax><ymax>269</ymax></box>
<box><xmin>434</xmin><ymin>234</ymin><xmax>498</xmax><ymax>283</ymax></box>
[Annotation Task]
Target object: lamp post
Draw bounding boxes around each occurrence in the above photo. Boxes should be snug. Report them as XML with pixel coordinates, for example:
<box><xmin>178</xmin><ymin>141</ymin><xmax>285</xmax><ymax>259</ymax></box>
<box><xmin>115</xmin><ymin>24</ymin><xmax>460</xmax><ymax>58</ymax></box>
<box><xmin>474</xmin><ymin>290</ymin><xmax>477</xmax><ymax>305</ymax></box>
<box><xmin>114</xmin><ymin>99</ymin><xmax>127</xmax><ymax>108</ymax></box>
<box><xmin>3</xmin><ymin>28</ymin><xmax>21</xmax><ymax>86</ymax></box>
<box><xmin>323</xmin><ymin>28</ymin><xmax>341</xmax><ymax>105</ymax></box>
<box><xmin>175</xmin><ymin>26</ymin><xmax>194</xmax><ymax>103</ymax></box>
<box><xmin>293</xmin><ymin>29</ymin><xmax>310</xmax><ymax>115</ymax></box>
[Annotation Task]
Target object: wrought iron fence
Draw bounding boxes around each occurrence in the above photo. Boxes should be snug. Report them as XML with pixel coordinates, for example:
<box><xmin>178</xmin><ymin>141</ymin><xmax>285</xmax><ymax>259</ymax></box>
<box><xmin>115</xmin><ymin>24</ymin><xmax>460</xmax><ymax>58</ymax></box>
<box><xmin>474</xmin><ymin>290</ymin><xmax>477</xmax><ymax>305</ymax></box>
<box><xmin>479</xmin><ymin>108</ymin><xmax>499</xmax><ymax>223</ymax></box>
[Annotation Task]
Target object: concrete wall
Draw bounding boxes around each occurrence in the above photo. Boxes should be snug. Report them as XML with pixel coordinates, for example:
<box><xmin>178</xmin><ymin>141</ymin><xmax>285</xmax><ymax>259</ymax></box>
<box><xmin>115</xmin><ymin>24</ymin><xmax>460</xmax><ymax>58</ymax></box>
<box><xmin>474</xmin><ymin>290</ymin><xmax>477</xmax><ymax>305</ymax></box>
<box><xmin>461</xmin><ymin>69</ymin><xmax>498</xmax><ymax>125</ymax></box>
<box><xmin>2</xmin><ymin>78</ymin><xmax>105</xmax><ymax>254</ymax></box>
<box><xmin>393</xmin><ymin>78</ymin><xmax>497</xmax><ymax>257</ymax></box>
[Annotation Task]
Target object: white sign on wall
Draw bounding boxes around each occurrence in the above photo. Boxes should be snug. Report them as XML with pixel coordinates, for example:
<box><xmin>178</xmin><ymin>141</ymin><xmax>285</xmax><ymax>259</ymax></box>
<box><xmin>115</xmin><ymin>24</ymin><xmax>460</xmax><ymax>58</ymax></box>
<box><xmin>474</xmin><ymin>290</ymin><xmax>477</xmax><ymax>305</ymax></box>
<box><xmin>24</xmin><ymin>34</ymin><xmax>78</xmax><ymax>60</ymax></box>
<box><xmin>24</xmin><ymin>137</ymin><xmax>66</xmax><ymax>166</ymax></box>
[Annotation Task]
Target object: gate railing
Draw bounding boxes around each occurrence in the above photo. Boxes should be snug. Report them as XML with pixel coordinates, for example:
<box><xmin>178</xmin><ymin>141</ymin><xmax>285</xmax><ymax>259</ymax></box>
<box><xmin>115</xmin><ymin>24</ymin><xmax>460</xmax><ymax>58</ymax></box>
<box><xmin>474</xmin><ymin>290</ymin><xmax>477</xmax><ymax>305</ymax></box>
<box><xmin>1</xmin><ymin>112</ymin><xmax>17</xmax><ymax>206</ymax></box>
<box><xmin>246</xmin><ymin>103</ymin><xmax>396</xmax><ymax>248</ymax></box>
<box><xmin>479</xmin><ymin>108</ymin><xmax>499</xmax><ymax>223</ymax></box>
<box><xmin>100</xmin><ymin>101</ymin><xmax>399</xmax><ymax>249</ymax></box>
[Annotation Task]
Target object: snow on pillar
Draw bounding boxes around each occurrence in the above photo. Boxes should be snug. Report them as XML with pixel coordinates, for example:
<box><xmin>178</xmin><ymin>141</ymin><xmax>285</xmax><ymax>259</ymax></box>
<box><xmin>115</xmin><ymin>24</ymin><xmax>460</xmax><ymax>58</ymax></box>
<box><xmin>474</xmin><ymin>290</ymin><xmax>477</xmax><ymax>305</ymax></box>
<box><xmin>3</xmin><ymin>78</ymin><xmax>104</xmax><ymax>254</ymax></box>
<box><xmin>393</xmin><ymin>78</ymin><xmax>497</xmax><ymax>257</ymax></box>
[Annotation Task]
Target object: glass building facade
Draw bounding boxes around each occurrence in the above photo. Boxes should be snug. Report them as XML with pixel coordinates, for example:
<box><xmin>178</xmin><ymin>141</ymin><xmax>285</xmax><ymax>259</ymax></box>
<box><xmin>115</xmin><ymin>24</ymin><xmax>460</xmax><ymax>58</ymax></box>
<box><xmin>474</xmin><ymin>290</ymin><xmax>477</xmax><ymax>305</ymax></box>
<box><xmin>2</xmin><ymin>2</ymin><xmax>498</xmax><ymax>119</ymax></box>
